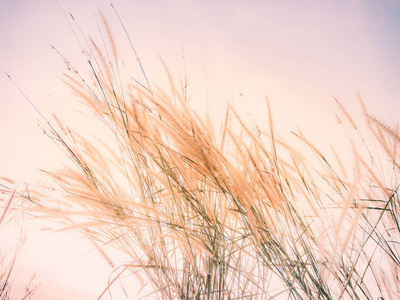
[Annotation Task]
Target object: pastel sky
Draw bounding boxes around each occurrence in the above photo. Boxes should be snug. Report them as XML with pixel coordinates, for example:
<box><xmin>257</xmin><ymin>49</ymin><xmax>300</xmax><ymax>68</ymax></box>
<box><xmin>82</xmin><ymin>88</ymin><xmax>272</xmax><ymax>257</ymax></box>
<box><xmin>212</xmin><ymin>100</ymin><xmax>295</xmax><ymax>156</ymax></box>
<box><xmin>1</xmin><ymin>0</ymin><xmax>399</xmax><ymax>298</ymax></box>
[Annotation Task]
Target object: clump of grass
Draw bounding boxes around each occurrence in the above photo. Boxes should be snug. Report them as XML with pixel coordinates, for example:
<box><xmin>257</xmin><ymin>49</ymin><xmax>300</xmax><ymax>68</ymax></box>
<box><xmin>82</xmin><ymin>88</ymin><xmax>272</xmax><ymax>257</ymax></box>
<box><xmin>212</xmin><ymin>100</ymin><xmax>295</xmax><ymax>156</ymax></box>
<box><xmin>4</xmin><ymin>10</ymin><xmax>400</xmax><ymax>299</ymax></box>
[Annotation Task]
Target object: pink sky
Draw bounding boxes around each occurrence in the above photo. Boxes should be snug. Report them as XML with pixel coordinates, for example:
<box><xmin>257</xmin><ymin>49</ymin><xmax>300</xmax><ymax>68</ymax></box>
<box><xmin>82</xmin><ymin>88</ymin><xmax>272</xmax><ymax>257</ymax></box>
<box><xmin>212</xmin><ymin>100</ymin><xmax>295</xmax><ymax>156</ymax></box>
<box><xmin>1</xmin><ymin>0</ymin><xmax>400</xmax><ymax>299</ymax></box>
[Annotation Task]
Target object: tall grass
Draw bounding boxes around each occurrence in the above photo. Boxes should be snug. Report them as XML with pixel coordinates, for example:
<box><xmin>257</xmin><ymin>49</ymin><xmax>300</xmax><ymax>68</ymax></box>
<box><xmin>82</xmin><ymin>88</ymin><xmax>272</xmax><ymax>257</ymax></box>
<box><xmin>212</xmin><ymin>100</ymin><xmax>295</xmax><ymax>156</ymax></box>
<box><xmin>3</xmin><ymin>11</ymin><xmax>400</xmax><ymax>299</ymax></box>
<box><xmin>0</xmin><ymin>191</ymin><xmax>39</xmax><ymax>300</ymax></box>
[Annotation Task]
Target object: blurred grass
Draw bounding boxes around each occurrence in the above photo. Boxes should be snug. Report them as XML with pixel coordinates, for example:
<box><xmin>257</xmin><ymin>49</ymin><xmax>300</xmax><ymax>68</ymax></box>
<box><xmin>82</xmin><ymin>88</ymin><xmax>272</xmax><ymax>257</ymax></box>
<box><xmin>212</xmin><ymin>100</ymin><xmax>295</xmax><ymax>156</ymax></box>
<box><xmin>0</xmin><ymin>192</ymin><xmax>39</xmax><ymax>300</ymax></box>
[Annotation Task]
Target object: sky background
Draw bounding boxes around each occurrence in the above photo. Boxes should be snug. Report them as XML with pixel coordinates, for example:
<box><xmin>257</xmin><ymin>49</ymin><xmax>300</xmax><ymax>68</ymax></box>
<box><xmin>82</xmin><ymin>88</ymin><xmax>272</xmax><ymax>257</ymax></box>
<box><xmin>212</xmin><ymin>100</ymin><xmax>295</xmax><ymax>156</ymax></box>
<box><xmin>1</xmin><ymin>0</ymin><xmax>400</xmax><ymax>299</ymax></box>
